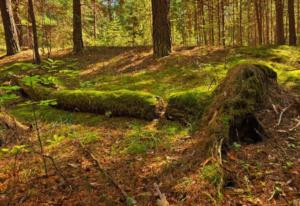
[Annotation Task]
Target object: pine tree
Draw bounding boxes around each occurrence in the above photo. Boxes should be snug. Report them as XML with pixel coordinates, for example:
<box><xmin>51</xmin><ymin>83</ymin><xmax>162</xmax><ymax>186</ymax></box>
<box><xmin>0</xmin><ymin>0</ymin><xmax>20</xmax><ymax>55</ymax></box>
<box><xmin>151</xmin><ymin>0</ymin><xmax>171</xmax><ymax>58</ymax></box>
<box><xmin>73</xmin><ymin>0</ymin><xmax>84</xmax><ymax>53</ymax></box>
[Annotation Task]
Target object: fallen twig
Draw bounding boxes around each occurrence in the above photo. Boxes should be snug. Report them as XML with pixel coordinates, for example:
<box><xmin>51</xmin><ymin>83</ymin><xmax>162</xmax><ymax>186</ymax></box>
<box><xmin>75</xmin><ymin>141</ymin><xmax>136</xmax><ymax>206</ymax></box>
<box><xmin>277</xmin><ymin>105</ymin><xmax>291</xmax><ymax>127</ymax></box>
<box><xmin>289</xmin><ymin>119</ymin><xmax>300</xmax><ymax>131</ymax></box>
<box><xmin>272</xmin><ymin>104</ymin><xmax>279</xmax><ymax>115</ymax></box>
<box><xmin>30</xmin><ymin>147</ymin><xmax>72</xmax><ymax>189</ymax></box>
<box><xmin>154</xmin><ymin>183</ymin><xmax>170</xmax><ymax>206</ymax></box>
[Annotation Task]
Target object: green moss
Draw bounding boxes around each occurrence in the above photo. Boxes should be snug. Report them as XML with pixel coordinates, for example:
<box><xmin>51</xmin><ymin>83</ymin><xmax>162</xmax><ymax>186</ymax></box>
<box><xmin>20</xmin><ymin>81</ymin><xmax>161</xmax><ymax>120</ymax></box>
<box><xmin>52</xmin><ymin>89</ymin><xmax>159</xmax><ymax>120</ymax></box>
<box><xmin>165</xmin><ymin>88</ymin><xmax>212</xmax><ymax>123</ymax></box>
<box><xmin>200</xmin><ymin>163</ymin><xmax>222</xmax><ymax>186</ymax></box>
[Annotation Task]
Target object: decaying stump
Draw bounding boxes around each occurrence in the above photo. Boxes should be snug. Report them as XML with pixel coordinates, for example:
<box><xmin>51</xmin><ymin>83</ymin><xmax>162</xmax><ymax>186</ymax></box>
<box><xmin>198</xmin><ymin>64</ymin><xmax>285</xmax><ymax>152</ymax></box>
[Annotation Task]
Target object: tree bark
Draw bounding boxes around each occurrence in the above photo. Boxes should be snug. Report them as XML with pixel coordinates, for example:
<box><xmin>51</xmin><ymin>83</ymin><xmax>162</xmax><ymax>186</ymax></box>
<box><xmin>73</xmin><ymin>0</ymin><xmax>84</xmax><ymax>54</ymax></box>
<box><xmin>254</xmin><ymin>0</ymin><xmax>263</xmax><ymax>45</ymax></box>
<box><xmin>288</xmin><ymin>0</ymin><xmax>297</xmax><ymax>45</ymax></box>
<box><xmin>275</xmin><ymin>0</ymin><xmax>285</xmax><ymax>45</ymax></box>
<box><xmin>28</xmin><ymin>0</ymin><xmax>41</xmax><ymax>64</ymax></box>
<box><xmin>11</xmin><ymin>0</ymin><xmax>22</xmax><ymax>47</ymax></box>
<box><xmin>151</xmin><ymin>0</ymin><xmax>171</xmax><ymax>58</ymax></box>
<box><xmin>0</xmin><ymin>0</ymin><xmax>20</xmax><ymax>55</ymax></box>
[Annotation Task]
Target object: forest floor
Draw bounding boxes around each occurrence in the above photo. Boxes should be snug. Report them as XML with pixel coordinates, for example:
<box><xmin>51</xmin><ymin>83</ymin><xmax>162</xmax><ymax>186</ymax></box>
<box><xmin>0</xmin><ymin>46</ymin><xmax>300</xmax><ymax>205</ymax></box>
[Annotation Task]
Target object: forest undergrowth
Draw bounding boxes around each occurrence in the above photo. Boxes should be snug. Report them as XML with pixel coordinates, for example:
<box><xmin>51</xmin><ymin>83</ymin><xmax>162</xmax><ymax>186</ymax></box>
<box><xmin>0</xmin><ymin>46</ymin><xmax>300</xmax><ymax>205</ymax></box>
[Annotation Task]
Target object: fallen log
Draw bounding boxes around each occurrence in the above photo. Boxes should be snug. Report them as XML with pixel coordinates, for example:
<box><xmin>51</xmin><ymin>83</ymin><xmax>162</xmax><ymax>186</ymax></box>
<box><xmin>19</xmin><ymin>81</ymin><xmax>163</xmax><ymax>120</ymax></box>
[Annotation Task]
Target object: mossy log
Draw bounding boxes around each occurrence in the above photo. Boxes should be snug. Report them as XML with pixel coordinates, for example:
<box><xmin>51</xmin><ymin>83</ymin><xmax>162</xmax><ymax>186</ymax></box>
<box><xmin>198</xmin><ymin>64</ymin><xmax>279</xmax><ymax>151</ymax></box>
<box><xmin>20</xmin><ymin>82</ymin><xmax>162</xmax><ymax>120</ymax></box>
<box><xmin>165</xmin><ymin>90</ymin><xmax>211</xmax><ymax>123</ymax></box>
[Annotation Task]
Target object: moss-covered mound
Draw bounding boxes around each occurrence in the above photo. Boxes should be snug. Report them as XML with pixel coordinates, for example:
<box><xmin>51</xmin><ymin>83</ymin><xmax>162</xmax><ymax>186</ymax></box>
<box><xmin>20</xmin><ymin>82</ymin><xmax>162</xmax><ymax>120</ymax></box>
<box><xmin>165</xmin><ymin>89</ymin><xmax>211</xmax><ymax>123</ymax></box>
<box><xmin>198</xmin><ymin>64</ymin><xmax>285</xmax><ymax>150</ymax></box>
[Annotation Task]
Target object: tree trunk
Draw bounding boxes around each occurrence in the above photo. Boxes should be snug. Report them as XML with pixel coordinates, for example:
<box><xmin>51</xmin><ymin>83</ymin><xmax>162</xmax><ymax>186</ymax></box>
<box><xmin>11</xmin><ymin>0</ymin><xmax>22</xmax><ymax>47</ymax></box>
<box><xmin>254</xmin><ymin>0</ymin><xmax>263</xmax><ymax>45</ymax></box>
<box><xmin>0</xmin><ymin>0</ymin><xmax>20</xmax><ymax>55</ymax></box>
<box><xmin>151</xmin><ymin>0</ymin><xmax>171</xmax><ymax>58</ymax></box>
<box><xmin>288</xmin><ymin>0</ymin><xmax>297</xmax><ymax>45</ymax></box>
<box><xmin>28</xmin><ymin>0</ymin><xmax>41</xmax><ymax>64</ymax></box>
<box><xmin>275</xmin><ymin>0</ymin><xmax>285</xmax><ymax>44</ymax></box>
<box><xmin>73</xmin><ymin>0</ymin><xmax>84</xmax><ymax>54</ymax></box>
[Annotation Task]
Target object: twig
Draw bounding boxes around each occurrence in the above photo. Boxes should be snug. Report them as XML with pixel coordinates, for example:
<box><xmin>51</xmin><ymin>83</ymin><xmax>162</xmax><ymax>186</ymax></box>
<box><xmin>30</xmin><ymin>147</ymin><xmax>72</xmax><ymax>189</ymax></box>
<box><xmin>154</xmin><ymin>183</ymin><xmax>170</xmax><ymax>206</ymax></box>
<box><xmin>277</xmin><ymin>106</ymin><xmax>291</xmax><ymax>127</ymax></box>
<box><xmin>30</xmin><ymin>79</ymin><xmax>48</xmax><ymax>177</ymax></box>
<box><xmin>272</xmin><ymin>104</ymin><xmax>279</xmax><ymax>115</ymax></box>
<box><xmin>289</xmin><ymin>119</ymin><xmax>300</xmax><ymax>131</ymax></box>
<box><xmin>75</xmin><ymin>141</ymin><xmax>135</xmax><ymax>205</ymax></box>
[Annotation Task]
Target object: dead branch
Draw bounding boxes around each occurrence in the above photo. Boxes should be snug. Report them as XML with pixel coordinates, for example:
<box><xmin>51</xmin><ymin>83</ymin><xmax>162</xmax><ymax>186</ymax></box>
<box><xmin>75</xmin><ymin>141</ymin><xmax>135</xmax><ymax>205</ymax></box>
<box><xmin>0</xmin><ymin>111</ymin><xmax>30</xmax><ymax>133</ymax></box>
<box><xmin>272</xmin><ymin>104</ymin><xmax>279</xmax><ymax>115</ymax></box>
<box><xmin>277</xmin><ymin>105</ymin><xmax>291</xmax><ymax>127</ymax></box>
<box><xmin>154</xmin><ymin>183</ymin><xmax>170</xmax><ymax>206</ymax></box>
<box><xmin>289</xmin><ymin>119</ymin><xmax>300</xmax><ymax>131</ymax></box>
<box><xmin>30</xmin><ymin>147</ymin><xmax>72</xmax><ymax>189</ymax></box>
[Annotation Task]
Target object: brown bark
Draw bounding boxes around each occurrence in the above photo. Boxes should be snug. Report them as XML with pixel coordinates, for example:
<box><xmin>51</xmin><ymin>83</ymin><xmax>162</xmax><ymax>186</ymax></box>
<box><xmin>11</xmin><ymin>0</ymin><xmax>22</xmax><ymax>47</ymax></box>
<box><xmin>28</xmin><ymin>0</ymin><xmax>41</xmax><ymax>64</ymax></box>
<box><xmin>254</xmin><ymin>0</ymin><xmax>263</xmax><ymax>45</ymax></box>
<box><xmin>288</xmin><ymin>0</ymin><xmax>297</xmax><ymax>45</ymax></box>
<box><xmin>275</xmin><ymin>0</ymin><xmax>285</xmax><ymax>45</ymax></box>
<box><xmin>151</xmin><ymin>0</ymin><xmax>171</xmax><ymax>58</ymax></box>
<box><xmin>73</xmin><ymin>0</ymin><xmax>84</xmax><ymax>53</ymax></box>
<box><xmin>0</xmin><ymin>0</ymin><xmax>20</xmax><ymax>55</ymax></box>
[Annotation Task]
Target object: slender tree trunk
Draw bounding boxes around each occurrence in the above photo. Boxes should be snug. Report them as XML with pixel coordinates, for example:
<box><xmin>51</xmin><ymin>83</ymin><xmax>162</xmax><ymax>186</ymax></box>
<box><xmin>93</xmin><ymin>0</ymin><xmax>97</xmax><ymax>41</ymax></box>
<box><xmin>254</xmin><ymin>0</ymin><xmax>263</xmax><ymax>45</ymax></box>
<box><xmin>73</xmin><ymin>0</ymin><xmax>84</xmax><ymax>53</ymax></box>
<box><xmin>28</xmin><ymin>0</ymin><xmax>41</xmax><ymax>64</ymax></box>
<box><xmin>11</xmin><ymin>0</ymin><xmax>22</xmax><ymax>47</ymax></box>
<box><xmin>151</xmin><ymin>0</ymin><xmax>171</xmax><ymax>58</ymax></box>
<box><xmin>239</xmin><ymin>0</ymin><xmax>243</xmax><ymax>45</ymax></box>
<box><xmin>288</xmin><ymin>0</ymin><xmax>297</xmax><ymax>45</ymax></box>
<box><xmin>221</xmin><ymin>0</ymin><xmax>225</xmax><ymax>47</ymax></box>
<box><xmin>275</xmin><ymin>0</ymin><xmax>285</xmax><ymax>44</ymax></box>
<box><xmin>0</xmin><ymin>0</ymin><xmax>20</xmax><ymax>55</ymax></box>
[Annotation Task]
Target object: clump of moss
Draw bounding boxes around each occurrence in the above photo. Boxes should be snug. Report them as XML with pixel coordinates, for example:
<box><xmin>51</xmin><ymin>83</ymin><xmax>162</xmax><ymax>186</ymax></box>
<box><xmin>165</xmin><ymin>89</ymin><xmax>211</xmax><ymax>123</ymax></box>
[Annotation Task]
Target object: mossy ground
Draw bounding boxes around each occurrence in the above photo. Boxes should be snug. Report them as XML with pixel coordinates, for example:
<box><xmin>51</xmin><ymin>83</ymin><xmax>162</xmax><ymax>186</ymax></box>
<box><xmin>0</xmin><ymin>46</ymin><xmax>300</xmax><ymax>205</ymax></box>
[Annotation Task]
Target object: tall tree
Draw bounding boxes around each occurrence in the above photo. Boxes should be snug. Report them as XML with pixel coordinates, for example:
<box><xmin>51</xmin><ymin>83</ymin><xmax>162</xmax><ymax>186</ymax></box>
<box><xmin>288</xmin><ymin>0</ymin><xmax>297</xmax><ymax>45</ymax></box>
<box><xmin>28</xmin><ymin>0</ymin><xmax>41</xmax><ymax>64</ymax></box>
<box><xmin>254</xmin><ymin>0</ymin><xmax>263</xmax><ymax>45</ymax></box>
<box><xmin>275</xmin><ymin>0</ymin><xmax>285</xmax><ymax>44</ymax></box>
<box><xmin>151</xmin><ymin>0</ymin><xmax>171</xmax><ymax>58</ymax></box>
<box><xmin>11</xmin><ymin>0</ymin><xmax>22</xmax><ymax>47</ymax></box>
<box><xmin>0</xmin><ymin>0</ymin><xmax>20</xmax><ymax>55</ymax></box>
<box><xmin>73</xmin><ymin>0</ymin><xmax>84</xmax><ymax>53</ymax></box>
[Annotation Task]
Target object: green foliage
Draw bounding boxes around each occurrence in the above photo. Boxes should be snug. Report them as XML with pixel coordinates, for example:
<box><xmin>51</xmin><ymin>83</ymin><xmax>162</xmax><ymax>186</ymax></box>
<box><xmin>200</xmin><ymin>163</ymin><xmax>222</xmax><ymax>186</ymax></box>
<box><xmin>80</xmin><ymin>132</ymin><xmax>100</xmax><ymax>145</ymax></box>
<box><xmin>0</xmin><ymin>145</ymin><xmax>28</xmax><ymax>157</ymax></box>
<box><xmin>47</xmin><ymin>134</ymin><xmax>65</xmax><ymax>146</ymax></box>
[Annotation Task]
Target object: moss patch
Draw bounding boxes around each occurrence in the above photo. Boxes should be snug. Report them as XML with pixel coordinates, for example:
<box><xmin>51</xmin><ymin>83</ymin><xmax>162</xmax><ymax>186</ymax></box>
<box><xmin>165</xmin><ymin>89</ymin><xmax>212</xmax><ymax>123</ymax></box>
